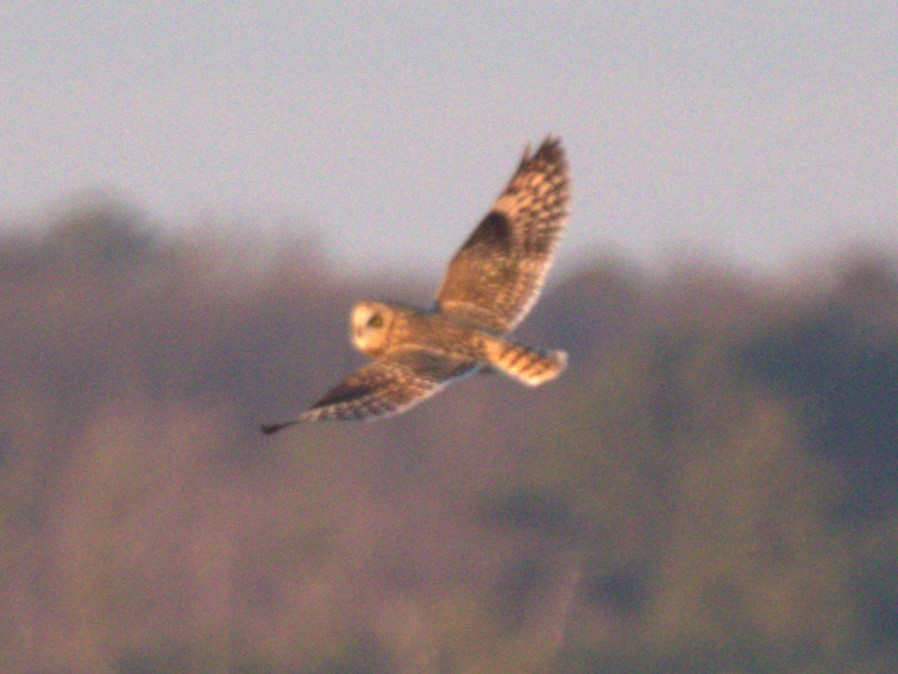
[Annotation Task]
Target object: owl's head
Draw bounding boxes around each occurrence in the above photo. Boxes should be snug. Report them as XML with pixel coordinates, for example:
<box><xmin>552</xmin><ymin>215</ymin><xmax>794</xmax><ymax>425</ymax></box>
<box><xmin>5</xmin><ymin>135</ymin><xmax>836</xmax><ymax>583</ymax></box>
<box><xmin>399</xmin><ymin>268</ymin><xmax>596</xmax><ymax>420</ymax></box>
<box><xmin>350</xmin><ymin>301</ymin><xmax>394</xmax><ymax>356</ymax></box>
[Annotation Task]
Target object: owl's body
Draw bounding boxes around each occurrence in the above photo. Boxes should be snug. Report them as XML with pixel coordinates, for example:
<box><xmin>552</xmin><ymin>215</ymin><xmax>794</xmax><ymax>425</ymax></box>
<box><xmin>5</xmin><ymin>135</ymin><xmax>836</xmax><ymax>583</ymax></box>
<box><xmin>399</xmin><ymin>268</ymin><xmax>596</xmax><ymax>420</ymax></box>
<box><xmin>351</xmin><ymin>300</ymin><xmax>567</xmax><ymax>385</ymax></box>
<box><xmin>350</xmin><ymin>301</ymin><xmax>484</xmax><ymax>360</ymax></box>
<box><xmin>262</xmin><ymin>137</ymin><xmax>570</xmax><ymax>431</ymax></box>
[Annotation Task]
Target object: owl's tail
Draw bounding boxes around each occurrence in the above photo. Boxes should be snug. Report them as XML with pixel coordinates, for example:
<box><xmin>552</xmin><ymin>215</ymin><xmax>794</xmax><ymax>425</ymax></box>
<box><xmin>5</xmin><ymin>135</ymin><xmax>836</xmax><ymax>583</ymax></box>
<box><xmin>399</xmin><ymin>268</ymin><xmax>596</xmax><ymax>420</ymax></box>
<box><xmin>484</xmin><ymin>338</ymin><xmax>568</xmax><ymax>387</ymax></box>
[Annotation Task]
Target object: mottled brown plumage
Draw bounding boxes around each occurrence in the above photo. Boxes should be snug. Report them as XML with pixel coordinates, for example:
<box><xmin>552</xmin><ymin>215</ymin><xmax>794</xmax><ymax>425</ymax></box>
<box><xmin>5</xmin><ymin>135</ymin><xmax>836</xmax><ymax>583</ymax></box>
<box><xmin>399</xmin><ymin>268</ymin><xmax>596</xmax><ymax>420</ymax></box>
<box><xmin>262</xmin><ymin>137</ymin><xmax>570</xmax><ymax>431</ymax></box>
<box><xmin>437</xmin><ymin>138</ymin><xmax>569</xmax><ymax>333</ymax></box>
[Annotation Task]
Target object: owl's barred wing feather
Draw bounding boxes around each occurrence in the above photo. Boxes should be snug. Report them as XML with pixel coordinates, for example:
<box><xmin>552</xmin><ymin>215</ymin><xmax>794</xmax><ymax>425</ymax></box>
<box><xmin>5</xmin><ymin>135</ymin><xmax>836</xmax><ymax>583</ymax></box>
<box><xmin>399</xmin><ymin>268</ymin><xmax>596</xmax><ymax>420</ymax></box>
<box><xmin>297</xmin><ymin>348</ymin><xmax>478</xmax><ymax>423</ymax></box>
<box><xmin>435</xmin><ymin>137</ymin><xmax>569</xmax><ymax>334</ymax></box>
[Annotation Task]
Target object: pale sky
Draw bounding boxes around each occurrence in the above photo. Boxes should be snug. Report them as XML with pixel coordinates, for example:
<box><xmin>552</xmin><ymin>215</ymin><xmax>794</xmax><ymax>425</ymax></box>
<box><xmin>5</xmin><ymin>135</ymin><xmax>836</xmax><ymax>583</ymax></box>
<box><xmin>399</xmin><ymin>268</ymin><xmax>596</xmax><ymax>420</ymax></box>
<box><xmin>3</xmin><ymin>3</ymin><xmax>898</xmax><ymax>279</ymax></box>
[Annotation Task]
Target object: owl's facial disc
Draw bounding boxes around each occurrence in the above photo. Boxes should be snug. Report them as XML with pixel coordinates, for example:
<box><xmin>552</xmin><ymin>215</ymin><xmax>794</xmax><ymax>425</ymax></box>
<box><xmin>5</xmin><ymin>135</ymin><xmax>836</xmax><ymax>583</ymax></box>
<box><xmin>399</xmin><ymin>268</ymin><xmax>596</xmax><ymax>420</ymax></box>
<box><xmin>350</xmin><ymin>302</ymin><xmax>390</xmax><ymax>354</ymax></box>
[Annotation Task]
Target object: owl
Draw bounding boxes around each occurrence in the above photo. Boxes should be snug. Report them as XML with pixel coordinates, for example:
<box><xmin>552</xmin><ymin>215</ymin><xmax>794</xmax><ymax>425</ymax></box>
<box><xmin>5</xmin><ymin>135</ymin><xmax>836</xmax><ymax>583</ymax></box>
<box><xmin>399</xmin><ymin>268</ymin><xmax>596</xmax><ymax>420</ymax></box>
<box><xmin>261</xmin><ymin>136</ymin><xmax>570</xmax><ymax>433</ymax></box>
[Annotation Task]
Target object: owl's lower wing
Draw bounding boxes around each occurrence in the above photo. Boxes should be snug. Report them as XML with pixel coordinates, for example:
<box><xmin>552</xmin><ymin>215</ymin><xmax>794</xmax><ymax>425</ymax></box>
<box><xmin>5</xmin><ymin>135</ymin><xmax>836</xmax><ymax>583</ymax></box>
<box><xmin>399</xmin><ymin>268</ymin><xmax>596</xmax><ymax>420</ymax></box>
<box><xmin>435</xmin><ymin>137</ymin><xmax>569</xmax><ymax>334</ymax></box>
<box><xmin>299</xmin><ymin>348</ymin><xmax>479</xmax><ymax>422</ymax></box>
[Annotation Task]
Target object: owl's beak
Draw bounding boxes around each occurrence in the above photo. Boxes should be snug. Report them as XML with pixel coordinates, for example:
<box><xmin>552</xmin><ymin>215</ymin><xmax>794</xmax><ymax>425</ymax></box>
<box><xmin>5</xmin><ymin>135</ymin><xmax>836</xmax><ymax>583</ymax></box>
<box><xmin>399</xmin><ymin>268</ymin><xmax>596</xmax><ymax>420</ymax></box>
<box><xmin>351</xmin><ymin>325</ymin><xmax>366</xmax><ymax>348</ymax></box>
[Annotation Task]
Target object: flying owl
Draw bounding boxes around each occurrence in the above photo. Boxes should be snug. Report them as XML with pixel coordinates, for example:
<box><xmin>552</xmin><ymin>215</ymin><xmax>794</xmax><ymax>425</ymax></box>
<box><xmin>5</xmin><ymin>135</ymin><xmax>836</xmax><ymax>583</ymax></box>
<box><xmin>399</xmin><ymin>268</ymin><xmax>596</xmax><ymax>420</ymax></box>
<box><xmin>261</xmin><ymin>136</ymin><xmax>570</xmax><ymax>433</ymax></box>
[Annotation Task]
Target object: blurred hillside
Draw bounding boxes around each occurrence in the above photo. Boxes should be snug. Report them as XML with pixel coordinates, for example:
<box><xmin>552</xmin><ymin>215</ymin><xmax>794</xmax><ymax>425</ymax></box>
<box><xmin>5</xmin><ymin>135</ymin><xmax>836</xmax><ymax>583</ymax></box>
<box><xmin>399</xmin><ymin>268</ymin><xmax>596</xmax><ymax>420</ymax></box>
<box><xmin>1</xmin><ymin>202</ymin><xmax>896</xmax><ymax>673</ymax></box>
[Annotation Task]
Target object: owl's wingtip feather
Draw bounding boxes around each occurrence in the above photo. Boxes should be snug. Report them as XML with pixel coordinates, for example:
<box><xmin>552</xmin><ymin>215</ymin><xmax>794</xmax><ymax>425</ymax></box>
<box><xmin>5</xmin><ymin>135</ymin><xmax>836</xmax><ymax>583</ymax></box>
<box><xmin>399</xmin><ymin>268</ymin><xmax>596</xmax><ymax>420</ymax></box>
<box><xmin>260</xmin><ymin>420</ymin><xmax>299</xmax><ymax>435</ymax></box>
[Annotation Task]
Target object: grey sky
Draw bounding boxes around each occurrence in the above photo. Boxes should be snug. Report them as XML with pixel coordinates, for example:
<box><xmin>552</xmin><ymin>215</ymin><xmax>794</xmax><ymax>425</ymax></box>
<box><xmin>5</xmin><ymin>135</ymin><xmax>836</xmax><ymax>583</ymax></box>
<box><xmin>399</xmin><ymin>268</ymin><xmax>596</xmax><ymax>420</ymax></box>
<box><xmin>3</xmin><ymin>3</ymin><xmax>897</xmax><ymax>279</ymax></box>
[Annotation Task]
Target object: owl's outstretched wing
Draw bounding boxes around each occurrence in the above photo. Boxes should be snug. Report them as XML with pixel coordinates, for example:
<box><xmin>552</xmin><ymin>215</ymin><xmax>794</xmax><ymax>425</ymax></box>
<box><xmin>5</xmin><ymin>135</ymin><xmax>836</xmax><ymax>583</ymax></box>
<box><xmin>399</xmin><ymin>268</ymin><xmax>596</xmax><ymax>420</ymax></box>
<box><xmin>261</xmin><ymin>348</ymin><xmax>478</xmax><ymax>431</ymax></box>
<box><xmin>435</xmin><ymin>137</ymin><xmax>570</xmax><ymax>334</ymax></box>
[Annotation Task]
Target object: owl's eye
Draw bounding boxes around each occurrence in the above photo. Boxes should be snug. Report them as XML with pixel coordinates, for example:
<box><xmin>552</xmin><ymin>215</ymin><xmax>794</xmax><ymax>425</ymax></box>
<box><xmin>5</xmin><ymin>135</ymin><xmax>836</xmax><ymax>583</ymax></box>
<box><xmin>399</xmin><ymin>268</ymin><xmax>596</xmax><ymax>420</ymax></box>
<box><xmin>367</xmin><ymin>314</ymin><xmax>383</xmax><ymax>328</ymax></box>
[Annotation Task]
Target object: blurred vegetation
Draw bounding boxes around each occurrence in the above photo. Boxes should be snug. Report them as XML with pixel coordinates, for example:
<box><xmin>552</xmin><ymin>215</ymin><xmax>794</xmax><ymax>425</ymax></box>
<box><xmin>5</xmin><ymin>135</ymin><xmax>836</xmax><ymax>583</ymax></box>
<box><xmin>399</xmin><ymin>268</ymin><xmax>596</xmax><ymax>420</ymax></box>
<box><xmin>0</xmin><ymin>201</ymin><xmax>895</xmax><ymax>673</ymax></box>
